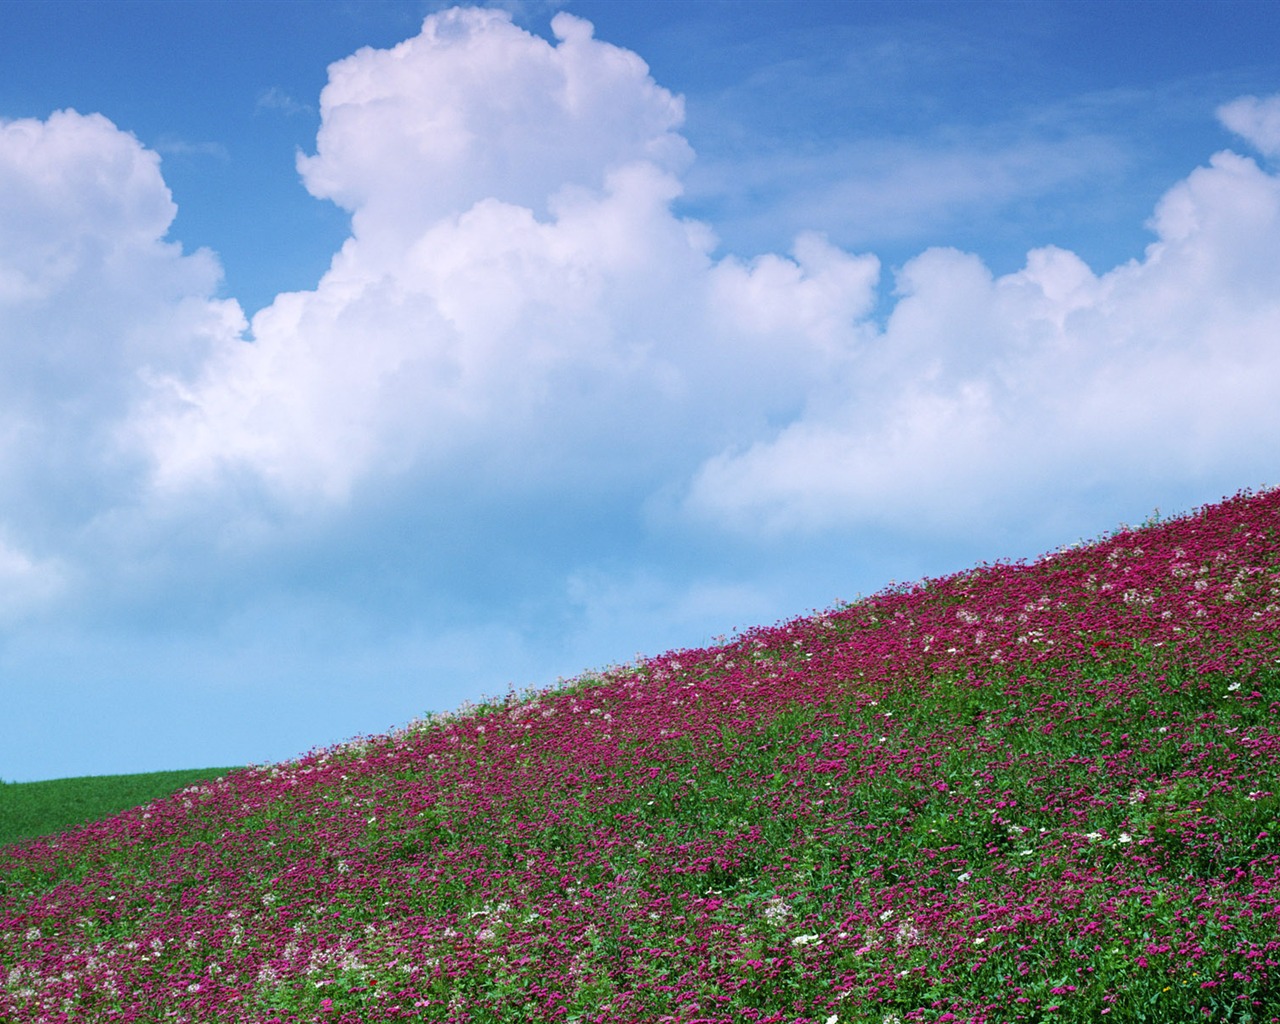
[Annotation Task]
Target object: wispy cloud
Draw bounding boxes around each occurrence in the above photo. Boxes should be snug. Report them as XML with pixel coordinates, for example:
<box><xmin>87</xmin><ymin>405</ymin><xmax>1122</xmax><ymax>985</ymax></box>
<box><xmin>255</xmin><ymin>86</ymin><xmax>313</xmax><ymax>117</ymax></box>
<box><xmin>153</xmin><ymin>136</ymin><xmax>230</xmax><ymax>161</ymax></box>
<box><xmin>685</xmin><ymin>131</ymin><xmax>1130</xmax><ymax>253</ymax></box>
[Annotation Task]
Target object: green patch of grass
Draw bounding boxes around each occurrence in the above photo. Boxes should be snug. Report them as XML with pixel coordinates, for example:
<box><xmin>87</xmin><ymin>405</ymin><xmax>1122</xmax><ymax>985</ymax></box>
<box><xmin>0</xmin><ymin>767</ymin><xmax>242</xmax><ymax>848</ymax></box>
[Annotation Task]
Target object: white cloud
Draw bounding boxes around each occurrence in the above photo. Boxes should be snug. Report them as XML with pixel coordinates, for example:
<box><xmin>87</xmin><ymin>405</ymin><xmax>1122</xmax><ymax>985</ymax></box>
<box><xmin>685</xmin><ymin>138</ymin><xmax>1280</xmax><ymax>535</ymax></box>
<box><xmin>1</xmin><ymin>110</ymin><xmax>174</xmax><ymax>301</ymax></box>
<box><xmin>4</xmin><ymin>8</ymin><xmax>1280</xmax><ymax>638</ymax></box>
<box><xmin>1218</xmin><ymin>94</ymin><xmax>1280</xmax><ymax>159</ymax></box>
<box><xmin>133</xmin><ymin>8</ymin><xmax>863</xmax><ymax>509</ymax></box>
<box><xmin>0</xmin><ymin>110</ymin><xmax>244</xmax><ymax>560</ymax></box>
<box><xmin>296</xmin><ymin>9</ymin><xmax>691</xmax><ymax>240</ymax></box>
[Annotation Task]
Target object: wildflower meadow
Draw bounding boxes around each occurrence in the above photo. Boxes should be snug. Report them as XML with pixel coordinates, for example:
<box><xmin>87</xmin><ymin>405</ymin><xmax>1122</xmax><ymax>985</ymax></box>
<box><xmin>3</xmin><ymin>487</ymin><xmax>1279</xmax><ymax>1023</ymax></box>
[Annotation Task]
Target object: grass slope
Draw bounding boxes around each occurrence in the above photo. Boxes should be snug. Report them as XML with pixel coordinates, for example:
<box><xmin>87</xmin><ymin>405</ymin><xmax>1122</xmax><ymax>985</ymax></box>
<box><xmin>0</xmin><ymin>769</ymin><xmax>243</xmax><ymax>850</ymax></box>
<box><xmin>2</xmin><ymin>487</ymin><xmax>1279</xmax><ymax>1024</ymax></box>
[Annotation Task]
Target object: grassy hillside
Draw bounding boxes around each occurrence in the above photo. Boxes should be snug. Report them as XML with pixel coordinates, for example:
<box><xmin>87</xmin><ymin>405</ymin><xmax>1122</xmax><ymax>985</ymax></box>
<box><xmin>2</xmin><ymin>488</ymin><xmax>1279</xmax><ymax>1024</ymax></box>
<box><xmin>0</xmin><ymin>769</ymin><xmax>243</xmax><ymax>850</ymax></box>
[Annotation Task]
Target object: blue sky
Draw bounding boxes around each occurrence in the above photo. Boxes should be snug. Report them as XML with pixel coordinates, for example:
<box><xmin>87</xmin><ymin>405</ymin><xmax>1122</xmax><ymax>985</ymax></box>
<box><xmin>2</xmin><ymin>0</ymin><xmax>1278</xmax><ymax>782</ymax></box>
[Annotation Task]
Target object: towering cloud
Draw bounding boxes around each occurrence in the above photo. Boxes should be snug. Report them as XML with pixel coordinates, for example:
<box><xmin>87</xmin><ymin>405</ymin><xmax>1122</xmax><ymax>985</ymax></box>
<box><xmin>298</xmin><ymin>9</ymin><xmax>692</xmax><ymax>235</ymax></box>
<box><xmin>133</xmin><ymin>8</ymin><xmax>875</xmax><ymax>511</ymax></box>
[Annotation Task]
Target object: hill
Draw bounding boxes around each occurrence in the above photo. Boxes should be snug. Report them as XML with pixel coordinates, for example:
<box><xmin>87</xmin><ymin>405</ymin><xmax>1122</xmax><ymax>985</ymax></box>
<box><xmin>2</xmin><ymin>487</ymin><xmax>1279</xmax><ymax>1023</ymax></box>
<box><xmin>0</xmin><ymin>769</ymin><xmax>244</xmax><ymax>850</ymax></box>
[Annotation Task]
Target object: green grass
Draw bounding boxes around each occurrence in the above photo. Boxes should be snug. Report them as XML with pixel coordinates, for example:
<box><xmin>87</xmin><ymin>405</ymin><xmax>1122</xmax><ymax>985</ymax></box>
<box><xmin>0</xmin><ymin>767</ymin><xmax>242</xmax><ymax>849</ymax></box>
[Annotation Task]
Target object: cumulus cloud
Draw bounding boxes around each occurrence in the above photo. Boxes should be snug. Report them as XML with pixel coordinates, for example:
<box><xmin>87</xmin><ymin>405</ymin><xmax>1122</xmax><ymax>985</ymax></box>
<box><xmin>0</xmin><ymin>109</ymin><xmax>243</xmax><ymax>567</ymax></box>
<box><xmin>1219</xmin><ymin>94</ymin><xmax>1280</xmax><ymax>159</ymax></box>
<box><xmin>5</xmin><ymin>6</ymin><xmax>1280</xmax><ymax>633</ymax></box>
<box><xmin>685</xmin><ymin>142</ymin><xmax>1280</xmax><ymax>535</ymax></box>
<box><xmin>133</xmin><ymin>8</ymin><xmax>869</xmax><ymax>509</ymax></box>
<box><xmin>297</xmin><ymin>8</ymin><xmax>691</xmax><ymax>238</ymax></box>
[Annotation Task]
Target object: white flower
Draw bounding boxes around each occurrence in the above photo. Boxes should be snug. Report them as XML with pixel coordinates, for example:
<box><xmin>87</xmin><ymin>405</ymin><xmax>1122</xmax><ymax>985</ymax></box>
<box><xmin>1117</xmin><ymin>833</ymin><xmax>1132</xmax><ymax>844</ymax></box>
<box><xmin>878</xmin><ymin>909</ymin><xmax>894</xmax><ymax>922</ymax></box>
<box><xmin>1227</xmin><ymin>682</ymin><xmax>1241</xmax><ymax>692</ymax></box>
<box><xmin>791</xmin><ymin>933</ymin><xmax>821</xmax><ymax>946</ymax></box>
<box><xmin>826</xmin><ymin>1016</ymin><xmax>839</xmax><ymax>1024</ymax></box>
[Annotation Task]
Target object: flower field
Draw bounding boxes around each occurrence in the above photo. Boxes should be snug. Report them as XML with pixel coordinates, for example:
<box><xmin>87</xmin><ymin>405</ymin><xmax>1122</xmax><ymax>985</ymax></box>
<box><xmin>3</xmin><ymin>487</ymin><xmax>1279</xmax><ymax>1023</ymax></box>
